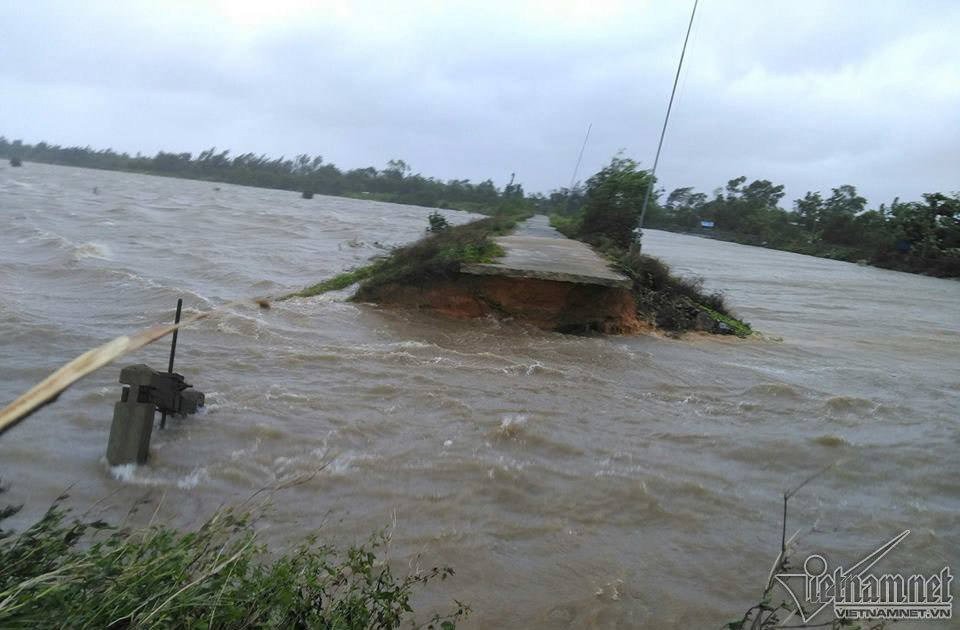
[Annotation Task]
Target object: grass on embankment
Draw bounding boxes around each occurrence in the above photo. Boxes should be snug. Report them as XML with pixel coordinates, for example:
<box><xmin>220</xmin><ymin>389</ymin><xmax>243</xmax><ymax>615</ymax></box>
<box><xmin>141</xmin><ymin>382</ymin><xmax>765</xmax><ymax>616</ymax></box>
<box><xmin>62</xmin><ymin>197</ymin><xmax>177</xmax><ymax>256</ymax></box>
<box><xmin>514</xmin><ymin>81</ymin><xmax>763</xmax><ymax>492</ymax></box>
<box><xmin>551</xmin><ymin>214</ymin><xmax>753</xmax><ymax>337</ymax></box>
<box><xmin>282</xmin><ymin>203</ymin><xmax>532</xmax><ymax>301</ymax></box>
<box><xmin>614</xmin><ymin>250</ymin><xmax>752</xmax><ymax>336</ymax></box>
<box><xmin>0</xmin><ymin>489</ymin><xmax>467</xmax><ymax>629</ymax></box>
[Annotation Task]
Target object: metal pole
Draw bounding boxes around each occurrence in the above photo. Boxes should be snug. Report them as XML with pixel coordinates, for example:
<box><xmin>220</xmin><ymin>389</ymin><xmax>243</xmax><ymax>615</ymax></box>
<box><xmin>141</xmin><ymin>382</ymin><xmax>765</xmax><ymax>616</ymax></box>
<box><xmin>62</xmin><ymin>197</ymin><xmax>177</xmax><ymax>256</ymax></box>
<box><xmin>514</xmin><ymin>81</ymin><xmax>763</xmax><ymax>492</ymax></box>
<box><xmin>564</xmin><ymin>123</ymin><xmax>592</xmax><ymax>214</ymax></box>
<box><xmin>160</xmin><ymin>298</ymin><xmax>182</xmax><ymax>429</ymax></box>
<box><xmin>637</xmin><ymin>0</ymin><xmax>699</xmax><ymax>245</ymax></box>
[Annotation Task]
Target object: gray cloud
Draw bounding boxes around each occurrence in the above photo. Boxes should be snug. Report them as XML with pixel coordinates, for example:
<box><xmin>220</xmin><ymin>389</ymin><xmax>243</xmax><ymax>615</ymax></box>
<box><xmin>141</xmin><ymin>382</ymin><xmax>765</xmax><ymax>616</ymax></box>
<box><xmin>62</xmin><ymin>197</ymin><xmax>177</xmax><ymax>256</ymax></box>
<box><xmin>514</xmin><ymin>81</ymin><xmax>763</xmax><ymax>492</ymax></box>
<box><xmin>2</xmin><ymin>0</ymin><xmax>957</xmax><ymax>206</ymax></box>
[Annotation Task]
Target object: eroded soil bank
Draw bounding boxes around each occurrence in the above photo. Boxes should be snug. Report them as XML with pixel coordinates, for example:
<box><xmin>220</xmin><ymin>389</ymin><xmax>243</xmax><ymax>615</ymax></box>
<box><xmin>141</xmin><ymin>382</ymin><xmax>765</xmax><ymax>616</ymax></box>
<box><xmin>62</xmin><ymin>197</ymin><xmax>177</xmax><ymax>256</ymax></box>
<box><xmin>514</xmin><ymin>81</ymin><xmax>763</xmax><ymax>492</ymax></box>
<box><xmin>356</xmin><ymin>274</ymin><xmax>650</xmax><ymax>334</ymax></box>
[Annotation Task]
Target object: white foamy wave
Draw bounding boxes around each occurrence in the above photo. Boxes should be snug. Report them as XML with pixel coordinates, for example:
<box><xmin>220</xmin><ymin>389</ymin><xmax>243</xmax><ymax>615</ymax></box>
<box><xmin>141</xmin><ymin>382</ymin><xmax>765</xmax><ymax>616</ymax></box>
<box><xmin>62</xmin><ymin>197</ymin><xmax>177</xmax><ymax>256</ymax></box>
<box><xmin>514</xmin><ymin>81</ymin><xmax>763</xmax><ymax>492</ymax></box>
<box><xmin>329</xmin><ymin>452</ymin><xmax>358</xmax><ymax>474</ymax></box>
<box><xmin>498</xmin><ymin>413</ymin><xmax>528</xmax><ymax>437</ymax></box>
<box><xmin>107</xmin><ymin>462</ymin><xmax>209</xmax><ymax>489</ymax></box>
<box><xmin>215</xmin><ymin>312</ymin><xmax>265</xmax><ymax>338</ymax></box>
<box><xmin>17</xmin><ymin>229</ymin><xmax>112</xmax><ymax>260</ymax></box>
<box><xmin>594</xmin><ymin>463</ymin><xmax>645</xmax><ymax>479</ymax></box>
<box><xmin>391</xmin><ymin>340</ymin><xmax>434</xmax><ymax>350</ymax></box>
<box><xmin>196</xmin><ymin>391</ymin><xmax>224</xmax><ymax>415</ymax></box>
<box><xmin>264</xmin><ymin>389</ymin><xmax>309</xmax><ymax>402</ymax></box>
<box><xmin>230</xmin><ymin>438</ymin><xmax>261</xmax><ymax>460</ymax></box>
<box><xmin>108</xmin><ymin>463</ymin><xmax>140</xmax><ymax>483</ymax></box>
<box><xmin>108</xmin><ymin>269</ymin><xmax>164</xmax><ymax>290</ymax></box>
<box><xmin>314</xmin><ymin>448</ymin><xmax>378</xmax><ymax>476</ymax></box>
<box><xmin>487</xmin><ymin>453</ymin><xmax>529</xmax><ymax>474</ymax></box>
<box><xmin>502</xmin><ymin>361</ymin><xmax>552</xmax><ymax>376</ymax></box>
<box><xmin>272</xmin><ymin>443</ymin><xmax>331</xmax><ymax>477</ymax></box>
<box><xmin>177</xmin><ymin>467</ymin><xmax>209</xmax><ymax>489</ymax></box>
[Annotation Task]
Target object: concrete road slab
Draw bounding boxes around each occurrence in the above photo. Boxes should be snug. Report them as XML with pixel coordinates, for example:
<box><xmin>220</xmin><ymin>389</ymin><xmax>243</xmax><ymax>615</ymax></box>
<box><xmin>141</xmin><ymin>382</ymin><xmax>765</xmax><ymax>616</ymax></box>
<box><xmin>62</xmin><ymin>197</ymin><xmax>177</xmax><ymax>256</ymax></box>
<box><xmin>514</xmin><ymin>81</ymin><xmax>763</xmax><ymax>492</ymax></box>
<box><xmin>461</xmin><ymin>216</ymin><xmax>632</xmax><ymax>289</ymax></box>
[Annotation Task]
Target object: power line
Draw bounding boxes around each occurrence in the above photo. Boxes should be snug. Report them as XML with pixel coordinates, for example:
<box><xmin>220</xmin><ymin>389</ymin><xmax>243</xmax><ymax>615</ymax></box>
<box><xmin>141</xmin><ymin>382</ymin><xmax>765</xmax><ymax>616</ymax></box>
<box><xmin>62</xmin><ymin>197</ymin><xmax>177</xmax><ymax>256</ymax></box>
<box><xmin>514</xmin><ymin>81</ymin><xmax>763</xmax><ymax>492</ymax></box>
<box><xmin>568</xmin><ymin>122</ymin><xmax>592</xmax><ymax>192</ymax></box>
<box><xmin>564</xmin><ymin>122</ymin><xmax>592</xmax><ymax>214</ymax></box>
<box><xmin>637</xmin><ymin>0</ymin><xmax>699</xmax><ymax>245</ymax></box>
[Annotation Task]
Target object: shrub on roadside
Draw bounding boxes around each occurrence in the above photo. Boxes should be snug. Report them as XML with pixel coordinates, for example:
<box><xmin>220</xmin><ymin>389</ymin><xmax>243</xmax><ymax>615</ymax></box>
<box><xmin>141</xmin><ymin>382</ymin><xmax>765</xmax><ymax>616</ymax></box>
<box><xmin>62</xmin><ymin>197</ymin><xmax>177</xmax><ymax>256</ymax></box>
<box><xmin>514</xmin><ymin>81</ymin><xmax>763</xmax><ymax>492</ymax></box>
<box><xmin>0</xmin><ymin>487</ymin><xmax>467</xmax><ymax>629</ymax></box>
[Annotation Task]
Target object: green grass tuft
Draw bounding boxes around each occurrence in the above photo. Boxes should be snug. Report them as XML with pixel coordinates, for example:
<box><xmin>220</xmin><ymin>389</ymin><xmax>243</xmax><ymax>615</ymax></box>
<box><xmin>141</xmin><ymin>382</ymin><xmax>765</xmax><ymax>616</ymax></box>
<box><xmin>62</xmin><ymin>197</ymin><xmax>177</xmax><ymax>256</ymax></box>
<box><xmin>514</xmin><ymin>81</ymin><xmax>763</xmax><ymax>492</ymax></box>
<box><xmin>696</xmin><ymin>305</ymin><xmax>753</xmax><ymax>337</ymax></box>
<box><xmin>281</xmin><ymin>263</ymin><xmax>383</xmax><ymax>300</ymax></box>
<box><xmin>602</xmin><ymin>243</ymin><xmax>752</xmax><ymax>336</ymax></box>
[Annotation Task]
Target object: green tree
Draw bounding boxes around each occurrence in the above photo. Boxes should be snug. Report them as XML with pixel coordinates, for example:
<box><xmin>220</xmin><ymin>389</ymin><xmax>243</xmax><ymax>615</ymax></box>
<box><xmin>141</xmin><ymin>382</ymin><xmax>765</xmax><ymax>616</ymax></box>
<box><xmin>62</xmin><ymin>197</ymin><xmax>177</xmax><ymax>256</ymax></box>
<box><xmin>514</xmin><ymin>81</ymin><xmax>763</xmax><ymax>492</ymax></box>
<box><xmin>577</xmin><ymin>155</ymin><xmax>654</xmax><ymax>248</ymax></box>
<box><xmin>663</xmin><ymin>187</ymin><xmax>707</xmax><ymax>230</ymax></box>
<box><xmin>503</xmin><ymin>172</ymin><xmax>525</xmax><ymax>199</ymax></box>
<box><xmin>819</xmin><ymin>185</ymin><xmax>866</xmax><ymax>244</ymax></box>
<box><xmin>794</xmin><ymin>185</ymin><xmax>867</xmax><ymax>244</ymax></box>
<box><xmin>889</xmin><ymin>193</ymin><xmax>960</xmax><ymax>256</ymax></box>
<box><xmin>794</xmin><ymin>191</ymin><xmax>823</xmax><ymax>232</ymax></box>
<box><xmin>383</xmin><ymin>159</ymin><xmax>411</xmax><ymax>179</ymax></box>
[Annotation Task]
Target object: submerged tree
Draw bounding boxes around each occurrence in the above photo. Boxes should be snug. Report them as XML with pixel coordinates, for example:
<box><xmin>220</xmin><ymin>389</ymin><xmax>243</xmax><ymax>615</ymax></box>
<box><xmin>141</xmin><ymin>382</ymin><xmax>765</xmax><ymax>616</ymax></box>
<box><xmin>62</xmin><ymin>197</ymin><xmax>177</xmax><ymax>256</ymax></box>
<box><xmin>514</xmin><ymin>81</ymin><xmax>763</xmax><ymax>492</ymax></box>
<box><xmin>427</xmin><ymin>210</ymin><xmax>450</xmax><ymax>232</ymax></box>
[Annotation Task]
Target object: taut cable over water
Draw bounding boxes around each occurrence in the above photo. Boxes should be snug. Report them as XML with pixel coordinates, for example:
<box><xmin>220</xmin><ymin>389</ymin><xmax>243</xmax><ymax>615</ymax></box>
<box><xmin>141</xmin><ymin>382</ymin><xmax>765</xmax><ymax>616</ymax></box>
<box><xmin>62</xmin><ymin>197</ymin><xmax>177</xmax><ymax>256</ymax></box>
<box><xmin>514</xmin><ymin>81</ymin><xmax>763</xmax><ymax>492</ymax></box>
<box><xmin>636</xmin><ymin>0</ymin><xmax>699</xmax><ymax>244</ymax></box>
<box><xmin>0</xmin><ymin>297</ymin><xmax>271</xmax><ymax>436</ymax></box>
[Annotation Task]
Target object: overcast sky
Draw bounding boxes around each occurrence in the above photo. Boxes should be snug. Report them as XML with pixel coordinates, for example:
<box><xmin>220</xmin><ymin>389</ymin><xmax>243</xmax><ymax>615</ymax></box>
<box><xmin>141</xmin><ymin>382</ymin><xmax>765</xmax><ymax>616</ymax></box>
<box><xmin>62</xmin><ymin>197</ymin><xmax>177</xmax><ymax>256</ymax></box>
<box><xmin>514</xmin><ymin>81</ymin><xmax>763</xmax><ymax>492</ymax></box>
<box><xmin>2</xmin><ymin>1</ymin><xmax>957</xmax><ymax>206</ymax></box>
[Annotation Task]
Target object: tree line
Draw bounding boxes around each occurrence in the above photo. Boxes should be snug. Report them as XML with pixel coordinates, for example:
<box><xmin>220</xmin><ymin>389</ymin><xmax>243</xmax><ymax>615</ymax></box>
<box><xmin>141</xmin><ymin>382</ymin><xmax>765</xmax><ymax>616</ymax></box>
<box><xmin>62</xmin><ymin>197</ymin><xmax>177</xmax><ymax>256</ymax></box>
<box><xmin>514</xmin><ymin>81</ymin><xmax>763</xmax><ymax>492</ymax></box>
<box><xmin>3</xmin><ymin>135</ymin><xmax>957</xmax><ymax>277</ymax></box>
<box><xmin>544</xmin><ymin>157</ymin><xmax>959</xmax><ymax>278</ymax></box>
<box><xmin>0</xmin><ymin>136</ymin><xmax>522</xmax><ymax>211</ymax></box>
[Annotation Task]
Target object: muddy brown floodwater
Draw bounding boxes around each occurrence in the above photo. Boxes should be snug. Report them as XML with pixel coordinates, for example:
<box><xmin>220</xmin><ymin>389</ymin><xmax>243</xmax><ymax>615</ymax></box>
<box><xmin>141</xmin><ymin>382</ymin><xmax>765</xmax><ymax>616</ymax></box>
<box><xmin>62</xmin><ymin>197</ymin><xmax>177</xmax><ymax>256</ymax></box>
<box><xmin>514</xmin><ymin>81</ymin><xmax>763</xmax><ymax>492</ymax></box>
<box><xmin>1</xmin><ymin>163</ymin><xmax>958</xmax><ymax>627</ymax></box>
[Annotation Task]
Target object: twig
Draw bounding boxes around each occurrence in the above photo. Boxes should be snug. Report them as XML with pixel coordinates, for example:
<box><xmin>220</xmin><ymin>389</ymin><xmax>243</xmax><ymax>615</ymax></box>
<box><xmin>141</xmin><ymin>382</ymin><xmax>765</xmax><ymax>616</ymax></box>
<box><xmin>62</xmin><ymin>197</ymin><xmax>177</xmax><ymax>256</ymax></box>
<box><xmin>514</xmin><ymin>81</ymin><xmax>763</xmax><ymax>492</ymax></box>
<box><xmin>784</xmin><ymin>460</ymin><xmax>840</xmax><ymax>501</ymax></box>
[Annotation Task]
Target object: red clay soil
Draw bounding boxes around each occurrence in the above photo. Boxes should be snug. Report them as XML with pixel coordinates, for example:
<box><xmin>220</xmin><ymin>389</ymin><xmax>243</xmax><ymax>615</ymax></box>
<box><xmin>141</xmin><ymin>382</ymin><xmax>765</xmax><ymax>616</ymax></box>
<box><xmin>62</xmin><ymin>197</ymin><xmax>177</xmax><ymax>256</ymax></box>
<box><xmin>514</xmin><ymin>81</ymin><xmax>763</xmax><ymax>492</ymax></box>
<box><xmin>358</xmin><ymin>274</ymin><xmax>649</xmax><ymax>334</ymax></box>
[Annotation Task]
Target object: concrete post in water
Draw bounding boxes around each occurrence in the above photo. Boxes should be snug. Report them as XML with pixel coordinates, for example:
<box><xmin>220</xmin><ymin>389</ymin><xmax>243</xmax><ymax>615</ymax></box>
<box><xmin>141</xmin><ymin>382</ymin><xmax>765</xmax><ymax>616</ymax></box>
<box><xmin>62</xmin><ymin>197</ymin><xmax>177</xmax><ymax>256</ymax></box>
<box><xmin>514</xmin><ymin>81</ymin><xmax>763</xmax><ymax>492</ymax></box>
<box><xmin>106</xmin><ymin>364</ymin><xmax>157</xmax><ymax>466</ymax></box>
<box><xmin>106</xmin><ymin>363</ymin><xmax>205</xmax><ymax>465</ymax></box>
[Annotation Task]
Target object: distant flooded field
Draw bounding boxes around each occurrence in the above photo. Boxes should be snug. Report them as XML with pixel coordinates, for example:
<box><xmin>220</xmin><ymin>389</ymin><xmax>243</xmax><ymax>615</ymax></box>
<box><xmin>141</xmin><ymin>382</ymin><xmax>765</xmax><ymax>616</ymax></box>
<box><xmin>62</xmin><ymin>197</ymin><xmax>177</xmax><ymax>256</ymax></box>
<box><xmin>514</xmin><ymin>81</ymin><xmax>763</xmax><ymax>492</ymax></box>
<box><xmin>2</xmin><ymin>163</ymin><xmax>958</xmax><ymax>627</ymax></box>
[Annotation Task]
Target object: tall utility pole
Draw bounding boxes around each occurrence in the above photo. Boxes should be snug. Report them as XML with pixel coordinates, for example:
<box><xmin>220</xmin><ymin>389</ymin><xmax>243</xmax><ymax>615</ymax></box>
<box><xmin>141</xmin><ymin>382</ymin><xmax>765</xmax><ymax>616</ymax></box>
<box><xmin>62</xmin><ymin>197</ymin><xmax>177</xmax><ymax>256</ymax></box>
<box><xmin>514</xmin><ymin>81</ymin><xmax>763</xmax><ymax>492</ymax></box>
<box><xmin>636</xmin><ymin>0</ymin><xmax>699</xmax><ymax>248</ymax></box>
<box><xmin>564</xmin><ymin>122</ymin><xmax>593</xmax><ymax>214</ymax></box>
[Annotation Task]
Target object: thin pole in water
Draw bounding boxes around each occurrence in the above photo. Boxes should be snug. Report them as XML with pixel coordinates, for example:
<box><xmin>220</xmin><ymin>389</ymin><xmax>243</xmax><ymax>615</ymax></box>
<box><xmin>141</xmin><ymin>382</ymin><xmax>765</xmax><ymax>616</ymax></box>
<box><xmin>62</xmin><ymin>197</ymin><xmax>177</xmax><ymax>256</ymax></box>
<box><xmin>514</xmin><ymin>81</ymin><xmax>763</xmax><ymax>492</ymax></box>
<box><xmin>160</xmin><ymin>298</ymin><xmax>182</xmax><ymax>429</ymax></box>
<box><xmin>637</xmin><ymin>0</ymin><xmax>699</xmax><ymax>245</ymax></box>
<box><xmin>564</xmin><ymin>122</ymin><xmax>593</xmax><ymax>214</ymax></box>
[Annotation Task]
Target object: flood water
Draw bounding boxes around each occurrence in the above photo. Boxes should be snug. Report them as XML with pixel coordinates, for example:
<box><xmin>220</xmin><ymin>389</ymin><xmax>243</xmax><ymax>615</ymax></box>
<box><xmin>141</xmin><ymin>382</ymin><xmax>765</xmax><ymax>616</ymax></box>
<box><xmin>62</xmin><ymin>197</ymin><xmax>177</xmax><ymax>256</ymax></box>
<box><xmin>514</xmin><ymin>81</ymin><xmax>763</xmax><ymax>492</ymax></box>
<box><xmin>1</xmin><ymin>163</ymin><xmax>958</xmax><ymax>627</ymax></box>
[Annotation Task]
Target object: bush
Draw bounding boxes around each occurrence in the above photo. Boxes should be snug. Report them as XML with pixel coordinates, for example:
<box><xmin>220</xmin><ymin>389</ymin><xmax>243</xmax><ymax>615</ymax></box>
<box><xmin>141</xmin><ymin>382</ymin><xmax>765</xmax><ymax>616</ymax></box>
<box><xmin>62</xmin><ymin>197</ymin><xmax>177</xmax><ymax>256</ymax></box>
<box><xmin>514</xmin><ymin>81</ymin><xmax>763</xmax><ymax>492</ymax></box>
<box><xmin>612</xmin><ymin>247</ymin><xmax>751</xmax><ymax>336</ymax></box>
<box><xmin>352</xmin><ymin>215</ymin><xmax>514</xmax><ymax>298</ymax></box>
<box><xmin>0</xmin><ymin>489</ymin><xmax>468</xmax><ymax>629</ymax></box>
<box><xmin>427</xmin><ymin>211</ymin><xmax>450</xmax><ymax>233</ymax></box>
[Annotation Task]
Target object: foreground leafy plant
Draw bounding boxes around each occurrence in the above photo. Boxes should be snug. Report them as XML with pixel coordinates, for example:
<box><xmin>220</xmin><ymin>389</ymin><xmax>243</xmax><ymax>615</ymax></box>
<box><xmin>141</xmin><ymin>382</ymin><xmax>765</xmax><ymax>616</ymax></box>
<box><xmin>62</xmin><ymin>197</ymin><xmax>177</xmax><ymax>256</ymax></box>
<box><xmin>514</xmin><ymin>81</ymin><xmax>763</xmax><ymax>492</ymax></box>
<box><xmin>0</xmin><ymin>490</ymin><xmax>467</xmax><ymax>629</ymax></box>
